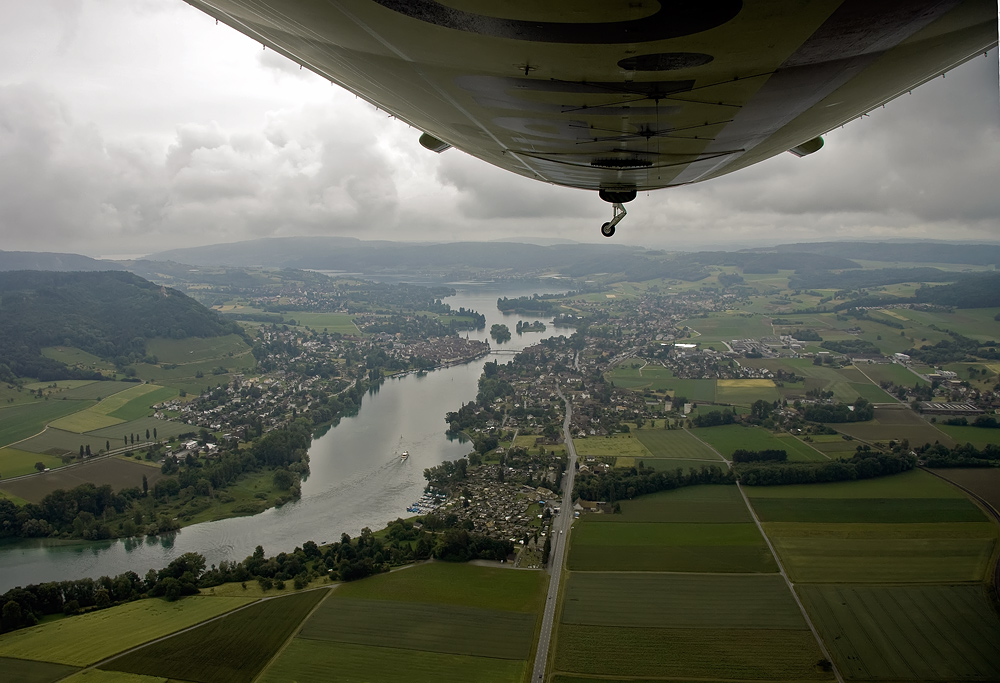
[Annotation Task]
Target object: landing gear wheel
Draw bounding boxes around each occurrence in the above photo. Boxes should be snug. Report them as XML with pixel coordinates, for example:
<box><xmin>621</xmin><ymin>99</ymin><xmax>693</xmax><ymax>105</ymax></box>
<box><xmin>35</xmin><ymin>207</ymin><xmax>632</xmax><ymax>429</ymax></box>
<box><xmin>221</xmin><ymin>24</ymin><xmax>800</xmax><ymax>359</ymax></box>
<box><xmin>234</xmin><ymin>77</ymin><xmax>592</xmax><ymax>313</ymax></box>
<box><xmin>598</xmin><ymin>202</ymin><xmax>627</xmax><ymax>237</ymax></box>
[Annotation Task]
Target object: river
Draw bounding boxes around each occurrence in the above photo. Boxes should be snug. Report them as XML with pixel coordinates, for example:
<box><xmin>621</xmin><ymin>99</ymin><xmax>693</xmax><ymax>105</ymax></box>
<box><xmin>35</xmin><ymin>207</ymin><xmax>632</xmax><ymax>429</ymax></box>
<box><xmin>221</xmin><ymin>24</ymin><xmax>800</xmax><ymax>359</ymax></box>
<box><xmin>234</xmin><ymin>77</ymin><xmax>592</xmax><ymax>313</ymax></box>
<box><xmin>0</xmin><ymin>281</ymin><xmax>568</xmax><ymax>591</ymax></box>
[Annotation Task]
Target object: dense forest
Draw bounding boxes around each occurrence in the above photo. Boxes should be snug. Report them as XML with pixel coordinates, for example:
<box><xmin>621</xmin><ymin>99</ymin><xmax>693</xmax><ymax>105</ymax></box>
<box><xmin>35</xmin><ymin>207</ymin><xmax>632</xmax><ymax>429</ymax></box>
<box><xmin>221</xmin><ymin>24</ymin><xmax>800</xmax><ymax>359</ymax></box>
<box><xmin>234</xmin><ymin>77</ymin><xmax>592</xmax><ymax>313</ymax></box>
<box><xmin>0</xmin><ymin>271</ymin><xmax>243</xmax><ymax>381</ymax></box>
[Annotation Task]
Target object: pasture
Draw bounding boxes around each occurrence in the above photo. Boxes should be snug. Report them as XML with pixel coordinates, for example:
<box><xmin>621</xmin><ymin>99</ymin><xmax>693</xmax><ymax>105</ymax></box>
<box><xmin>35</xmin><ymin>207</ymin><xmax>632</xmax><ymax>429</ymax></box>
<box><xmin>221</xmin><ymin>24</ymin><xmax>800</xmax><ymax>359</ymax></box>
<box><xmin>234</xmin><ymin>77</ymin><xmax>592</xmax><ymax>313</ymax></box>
<box><xmin>0</xmin><ymin>400</ymin><xmax>97</xmax><ymax>448</ymax></box>
<box><xmin>682</xmin><ymin>312</ymin><xmax>773</xmax><ymax>341</ymax></box>
<box><xmin>799</xmin><ymin>584</ymin><xmax>1000</xmax><ymax>681</ymax></box>
<box><xmin>63</xmin><ymin>672</ymin><xmax>167</xmax><ymax>683</ymax></box>
<box><xmin>1</xmin><ymin>457</ymin><xmax>168</xmax><ymax>503</ymax></box>
<box><xmin>0</xmin><ymin>447</ymin><xmax>63</xmax><ymax>478</ymax></box>
<box><xmin>604</xmin><ymin>363</ymin><xmax>678</xmax><ymax>391</ymax></box>
<box><xmin>601</xmin><ymin>485</ymin><xmax>750</xmax><ymax>523</ymax></box>
<box><xmin>561</xmin><ymin>573</ymin><xmax>803</xmax><ymax>629</ymax></box>
<box><xmin>554</xmin><ymin>626</ymin><xmax>827</xmax><ymax>681</ymax></box>
<box><xmin>258</xmin><ymin>639</ymin><xmax>525</xmax><ymax>683</ymax></box>
<box><xmin>855</xmin><ymin>361</ymin><xmax>927</xmax><ymax>387</ymax></box>
<box><xmin>103</xmin><ymin>589</ymin><xmax>327</xmax><ymax>683</ymax></box>
<box><xmin>281</xmin><ymin>312</ymin><xmax>360</xmax><ymax>334</ymax></box>
<box><xmin>568</xmin><ymin>522</ymin><xmax>775</xmax><ymax>573</ymax></box>
<box><xmin>0</xmin><ymin>596</ymin><xmax>253</xmax><ymax>666</ymax></box>
<box><xmin>634</xmin><ymin>428</ymin><xmax>722</xmax><ymax>460</ymax></box>
<box><xmin>333</xmin><ymin>561</ymin><xmax>546</xmax><ymax>613</ymax></box>
<box><xmin>41</xmin><ymin>346</ymin><xmax>112</xmax><ymax>371</ymax></box>
<box><xmin>899</xmin><ymin>306</ymin><xmax>1000</xmax><ymax>341</ymax></box>
<box><xmin>108</xmin><ymin>386</ymin><xmax>177</xmax><ymax>421</ymax></box>
<box><xmin>48</xmin><ymin>384</ymin><xmax>168</xmax><ymax>434</ymax></box>
<box><xmin>300</xmin><ymin>596</ymin><xmax>534</xmax><ymax>660</ymax></box>
<box><xmin>573</xmin><ymin>434</ymin><xmax>652</xmax><ymax>459</ymax></box>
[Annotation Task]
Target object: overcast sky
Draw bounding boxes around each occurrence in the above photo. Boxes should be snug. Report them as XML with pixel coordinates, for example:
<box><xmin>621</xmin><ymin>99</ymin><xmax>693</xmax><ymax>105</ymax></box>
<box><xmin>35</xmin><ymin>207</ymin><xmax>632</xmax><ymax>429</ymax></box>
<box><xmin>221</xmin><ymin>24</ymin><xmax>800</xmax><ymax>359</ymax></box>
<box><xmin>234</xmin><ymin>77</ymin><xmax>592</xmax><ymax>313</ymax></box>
<box><xmin>0</xmin><ymin>1</ymin><xmax>997</xmax><ymax>257</ymax></box>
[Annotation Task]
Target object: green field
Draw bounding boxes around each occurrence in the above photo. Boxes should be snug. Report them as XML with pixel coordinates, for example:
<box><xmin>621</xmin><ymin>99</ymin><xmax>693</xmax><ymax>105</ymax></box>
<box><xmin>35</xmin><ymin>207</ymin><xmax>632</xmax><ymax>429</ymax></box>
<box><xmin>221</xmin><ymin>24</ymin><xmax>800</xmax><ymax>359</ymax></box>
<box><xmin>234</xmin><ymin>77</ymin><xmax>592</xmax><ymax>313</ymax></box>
<box><xmin>1</xmin><ymin>456</ymin><xmax>166</xmax><ymax>504</ymax></box>
<box><xmin>103</xmin><ymin>589</ymin><xmax>326</xmax><ymax>683</ymax></box>
<box><xmin>47</xmin><ymin>384</ymin><xmax>167</xmax><ymax>433</ymax></box>
<box><xmin>63</xmin><ymin>672</ymin><xmax>167</xmax><ymax>683</ymax></box>
<box><xmin>573</xmin><ymin>434</ymin><xmax>652</xmax><ymax>459</ymax></box>
<box><xmin>108</xmin><ymin>386</ymin><xmax>178</xmax><ymax>421</ymax></box>
<box><xmin>602</xmin><ymin>485</ymin><xmax>751</xmax><ymax>523</ymax></box>
<box><xmin>561</xmin><ymin>573</ymin><xmax>803</xmax><ymax>629</ymax></box>
<box><xmin>751</xmin><ymin>497</ymin><xmax>986</xmax><ymax>523</ymax></box>
<box><xmin>831</xmin><ymin>407</ymin><xmax>955</xmax><ymax>447</ymax></box>
<box><xmin>569</xmin><ymin>522</ymin><xmax>775</xmax><ymax>572</ymax></box>
<box><xmin>744</xmin><ymin>468</ymin><xmax>964</xmax><ymax>498</ymax></box>
<box><xmin>0</xmin><ymin>400</ymin><xmax>97</xmax><ymax>448</ymax></box>
<box><xmin>0</xmin><ymin>447</ymin><xmax>64</xmax><ymax>478</ymax></box>
<box><xmin>683</xmin><ymin>313</ymin><xmax>774</xmax><ymax>341</ymax></box>
<box><xmin>936</xmin><ymin>424</ymin><xmax>1000</xmax><ymax>448</ymax></box>
<box><xmin>0</xmin><ymin>596</ymin><xmax>253</xmax><ymax>666</ymax></box>
<box><xmin>899</xmin><ymin>307</ymin><xmax>1000</xmax><ymax>341</ymax></box>
<box><xmin>854</xmin><ymin>361</ymin><xmax>927</xmax><ymax>387</ymax></box>
<box><xmin>554</xmin><ymin>626</ymin><xmax>829</xmax><ymax>681</ymax></box>
<box><xmin>280</xmin><ymin>312</ymin><xmax>360</xmax><ymax>333</ymax></box>
<box><xmin>145</xmin><ymin>335</ymin><xmax>251</xmax><ymax>364</ymax></box>
<box><xmin>86</xmin><ymin>417</ymin><xmax>193</xmax><ymax>442</ymax></box>
<box><xmin>715</xmin><ymin>379</ymin><xmax>781</xmax><ymax>406</ymax></box>
<box><xmin>769</xmin><ymin>528</ymin><xmax>995</xmax><ymax>583</ymax></box>
<box><xmin>15</xmin><ymin>427</ymin><xmax>139</xmax><ymax>457</ymax></box>
<box><xmin>634</xmin><ymin>428</ymin><xmax>722</xmax><ymax>460</ymax></box>
<box><xmin>689</xmin><ymin>424</ymin><xmax>824</xmax><ymax>461</ymax></box>
<box><xmin>800</xmin><ymin>584</ymin><xmax>1000</xmax><ymax>681</ymax></box>
<box><xmin>300</xmin><ymin>596</ymin><xmax>534</xmax><ymax>659</ymax></box>
<box><xmin>333</xmin><ymin>562</ymin><xmax>545</xmax><ymax>613</ymax></box>
<box><xmin>259</xmin><ymin>639</ymin><xmax>525</xmax><ymax>683</ymax></box>
<box><xmin>41</xmin><ymin>346</ymin><xmax>111</xmax><ymax>370</ymax></box>
<box><xmin>930</xmin><ymin>467</ymin><xmax>1000</xmax><ymax>512</ymax></box>
<box><xmin>59</xmin><ymin>382</ymin><xmax>134</xmax><ymax>401</ymax></box>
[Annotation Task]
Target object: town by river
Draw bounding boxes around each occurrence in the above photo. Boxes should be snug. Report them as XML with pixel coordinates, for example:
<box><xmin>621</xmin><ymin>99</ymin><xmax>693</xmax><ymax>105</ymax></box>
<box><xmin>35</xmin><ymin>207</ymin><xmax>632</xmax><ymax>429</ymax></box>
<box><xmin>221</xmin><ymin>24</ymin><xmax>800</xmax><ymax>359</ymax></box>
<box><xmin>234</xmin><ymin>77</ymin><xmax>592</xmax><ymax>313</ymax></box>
<box><xmin>0</xmin><ymin>281</ymin><xmax>567</xmax><ymax>591</ymax></box>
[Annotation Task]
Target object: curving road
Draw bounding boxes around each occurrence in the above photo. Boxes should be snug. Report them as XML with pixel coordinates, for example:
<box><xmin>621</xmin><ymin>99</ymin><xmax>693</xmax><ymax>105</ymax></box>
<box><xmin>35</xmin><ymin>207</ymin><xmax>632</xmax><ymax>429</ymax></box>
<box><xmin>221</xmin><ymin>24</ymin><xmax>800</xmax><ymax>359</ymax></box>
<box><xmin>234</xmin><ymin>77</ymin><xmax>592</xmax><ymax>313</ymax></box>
<box><xmin>530</xmin><ymin>385</ymin><xmax>577</xmax><ymax>682</ymax></box>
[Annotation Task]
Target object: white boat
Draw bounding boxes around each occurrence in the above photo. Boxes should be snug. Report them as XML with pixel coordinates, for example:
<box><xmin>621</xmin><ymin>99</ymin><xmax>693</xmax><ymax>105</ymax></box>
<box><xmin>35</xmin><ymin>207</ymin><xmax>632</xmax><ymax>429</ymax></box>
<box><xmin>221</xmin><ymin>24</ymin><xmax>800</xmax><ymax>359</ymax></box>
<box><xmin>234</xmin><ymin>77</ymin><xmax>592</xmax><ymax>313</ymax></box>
<box><xmin>400</xmin><ymin>450</ymin><xmax>409</xmax><ymax>461</ymax></box>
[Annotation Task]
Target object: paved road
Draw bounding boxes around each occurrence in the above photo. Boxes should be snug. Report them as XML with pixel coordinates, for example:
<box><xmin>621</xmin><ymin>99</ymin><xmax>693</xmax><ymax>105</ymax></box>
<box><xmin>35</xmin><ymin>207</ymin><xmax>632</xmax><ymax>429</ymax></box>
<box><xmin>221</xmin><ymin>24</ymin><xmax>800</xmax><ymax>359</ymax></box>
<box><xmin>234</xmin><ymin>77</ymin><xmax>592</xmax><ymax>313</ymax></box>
<box><xmin>530</xmin><ymin>386</ymin><xmax>578</xmax><ymax>682</ymax></box>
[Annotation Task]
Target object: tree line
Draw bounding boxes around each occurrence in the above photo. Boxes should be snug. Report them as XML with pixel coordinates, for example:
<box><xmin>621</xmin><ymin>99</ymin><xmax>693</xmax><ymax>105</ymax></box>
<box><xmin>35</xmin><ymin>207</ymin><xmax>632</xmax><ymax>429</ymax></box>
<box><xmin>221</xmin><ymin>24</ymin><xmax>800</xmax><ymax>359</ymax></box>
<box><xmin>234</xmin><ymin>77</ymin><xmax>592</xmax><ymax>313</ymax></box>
<box><xmin>574</xmin><ymin>462</ymin><xmax>734</xmax><ymax>502</ymax></box>
<box><xmin>735</xmin><ymin>451</ymin><xmax>915</xmax><ymax>486</ymax></box>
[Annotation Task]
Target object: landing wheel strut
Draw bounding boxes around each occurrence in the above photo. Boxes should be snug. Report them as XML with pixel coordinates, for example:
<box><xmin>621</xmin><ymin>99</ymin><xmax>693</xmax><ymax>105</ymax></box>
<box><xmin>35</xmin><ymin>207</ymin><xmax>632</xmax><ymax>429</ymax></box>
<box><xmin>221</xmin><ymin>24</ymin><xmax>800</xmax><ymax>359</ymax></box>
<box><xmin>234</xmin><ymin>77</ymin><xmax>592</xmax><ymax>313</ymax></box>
<box><xmin>601</xmin><ymin>203</ymin><xmax>626</xmax><ymax>238</ymax></box>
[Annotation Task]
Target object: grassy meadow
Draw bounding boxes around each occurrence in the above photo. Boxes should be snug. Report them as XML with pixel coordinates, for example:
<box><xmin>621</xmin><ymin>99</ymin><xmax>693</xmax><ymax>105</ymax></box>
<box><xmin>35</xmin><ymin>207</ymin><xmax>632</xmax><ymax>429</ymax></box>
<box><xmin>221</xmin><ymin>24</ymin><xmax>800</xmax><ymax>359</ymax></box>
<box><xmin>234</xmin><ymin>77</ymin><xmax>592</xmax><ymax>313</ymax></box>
<box><xmin>0</xmin><ymin>400</ymin><xmax>97</xmax><ymax>448</ymax></box>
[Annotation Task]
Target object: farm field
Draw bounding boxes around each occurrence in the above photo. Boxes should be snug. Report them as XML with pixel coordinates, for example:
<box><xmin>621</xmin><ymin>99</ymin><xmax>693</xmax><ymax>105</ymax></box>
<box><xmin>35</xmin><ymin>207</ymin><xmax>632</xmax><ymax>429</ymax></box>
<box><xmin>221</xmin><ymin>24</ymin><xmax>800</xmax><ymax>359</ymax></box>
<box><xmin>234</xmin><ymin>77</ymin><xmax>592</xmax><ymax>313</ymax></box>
<box><xmin>0</xmin><ymin>657</ymin><xmax>80</xmax><ymax>683</ymax></box>
<box><xmin>103</xmin><ymin>589</ymin><xmax>327</xmax><ymax>683</ymax></box>
<box><xmin>47</xmin><ymin>384</ymin><xmax>169</xmax><ymax>434</ymax></box>
<box><xmin>0</xmin><ymin>596</ymin><xmax>253</xmax><ymax>666</ymax></box>
<box><xmin>573</xmin><ymin>434</ymin><xmax>652</xmax><ymax>459</ymax></box>
<box><xmin>853</xmin><ymin>361</ymin><xmax>927</xmax><ymax>387</ymax></box>
<box><xmin>16</xmin><ymin>427</ymin><xmax>139</xmax><ymax>457</ymax></box>
<box><xmin>0</xmin><ymin>456</ymin><xmax>167</xmax><ymax>503</ymax></box>
<box><xmin>766</xmin><ymin>524</ymin><xmax>995</xmax><ymax>583</ymax></box>
<box><xmin>640</xmin><ymin>457</ymin><xmax>728</xmax><ymax>472</ymax></box>
<box><xmin>554</xmin><ymin>626</ymin><xmax>828</xmax><ymax>681</ymax></box>
<box><xmin>683</xmin><ymin>312</ymin><xmax>773</xmax><ymax>341</ymax></box>
<box><xmin>715</xmin><ymin>379</ymin><xmax>781</xmax><ymax>406</ymax></box>
<box><xmin>0</xmin><ymin>400</ymin><xmax>97</xmax><ymax>448</ymax></box>
<box><xmin>936</xmin><ymin>424</ymin><xmax>1000</xmax><ymax>448</ymax></box>
<box><xmin>750</xmin><ymin>496</ymin><xmax>986</xmax><ymax>523</ymax></box>
<box><xmin>744</xmin><ymin>468</ymin><xmax>965</xmax><ymax>499</ymax></box>
<box><xmin>805</xmin><ymin>434</ymin><xmax>860</xmax><ymax>457</ymax></box>
<box><xmin>299</xmin><ymin>596</ymin><xmax>534</xmax><ymax>660</ymax></box>
<box><xmin>562</xmin><ymin>573</ymin><xmax>802</xmax><ymax>629</ymax></box>
<box><xmin>929</xmin><ymin>467</ymin><xmax>1000</xmax><ymax>512</ymax></box>
<box><xmin>40</xmin><ymin>346</ymin><xmax>115</xmax><ymax>372</ymax></box>
<box><xmin>799</xmin><ymin>584</ymin><xmax>1000</xmax><ymax>681</ymax></box>
<box><xmin>569</xmin><ymin>522</ymin><xmax>775</xmax><ymax>572</ymax></box>
<box><xmin>63</xmin><ymin>672</ymin><xmax>167</xmax><ymax>683</ymax></box>
<box><xmin>58</xmin><ymin>382</ymin><xmax>134</xmax><ymax>401</ymax></box>
<box><xmin>86</xmin><ymin>417</ymin><xmax>193</xmax><ymax>442</ymax></box>
<box><xmin>594</xmin><ymin>485</ymin><xmax>751</xmax><ymax>523</ymax></box>
<box><xmin>900</xmin><ymin>306</ymin><xmax>1000</xmax><ymax>341</ymax></box>
<box><xmin>830</xmin><ymin>406</ymin><xmax>955</xmax><ymax>447</ymax></box>
<box><xmin>0</xmin><ymin>447</ymin><xmax>63</xmax><ymax>478</ymax></box>
<box><xmin>634</xmin><ymin>427</ymin><xmax>722</xmax><ymax>460</ymax></box>
<box><xmin>258</xmin><ymin>639</ymin><xmax>525</xmax><ymax>683</ymax></box>
<box><xmin>689</xmin><ymin>424</ymin><xmax>825</xmax><ymax>461</ymax></box>
<box><xmin>145</xmin><ymin>334</ymin><xmax>251</xmax><ymax>364</ymax></box>
<box><xmin>332</xmin><ymin>561</ymin><xmax>546</xmax><ymax>613</ymax></box>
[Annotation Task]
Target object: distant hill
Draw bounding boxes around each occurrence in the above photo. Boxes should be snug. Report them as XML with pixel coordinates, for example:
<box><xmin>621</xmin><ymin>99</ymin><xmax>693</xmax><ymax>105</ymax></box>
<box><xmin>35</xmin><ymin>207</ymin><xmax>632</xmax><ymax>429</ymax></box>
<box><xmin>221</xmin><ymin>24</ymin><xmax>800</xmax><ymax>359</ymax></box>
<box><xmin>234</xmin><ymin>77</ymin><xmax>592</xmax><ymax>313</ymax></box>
<box><xmin>145</xmin><ymin>237</ymin><xmax>641</xmax><ymax>272</ymax></box>
<box><xmin>0</xmin><ymin>251</ymin><xmax>124</xmax><ymax>272</ymax></box>
<box><xmin>747</xmin><ymin>242</ymin><xmax>1000</xmax><ymax>266</ymax></box>
<box><xmin>0</xmin><ymin>271</ymin><xmax>243</xmax><ymax>381</ymax></box>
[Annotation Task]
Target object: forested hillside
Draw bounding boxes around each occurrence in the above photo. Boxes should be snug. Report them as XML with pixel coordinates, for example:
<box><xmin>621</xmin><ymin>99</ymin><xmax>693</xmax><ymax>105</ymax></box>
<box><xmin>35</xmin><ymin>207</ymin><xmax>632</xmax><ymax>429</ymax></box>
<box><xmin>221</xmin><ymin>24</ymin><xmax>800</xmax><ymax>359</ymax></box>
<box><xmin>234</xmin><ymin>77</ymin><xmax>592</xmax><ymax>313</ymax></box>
<box><xmin>0</xmin><ymin>271</ymin><xmax>244</xmax><ymax>381</ymax></box>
